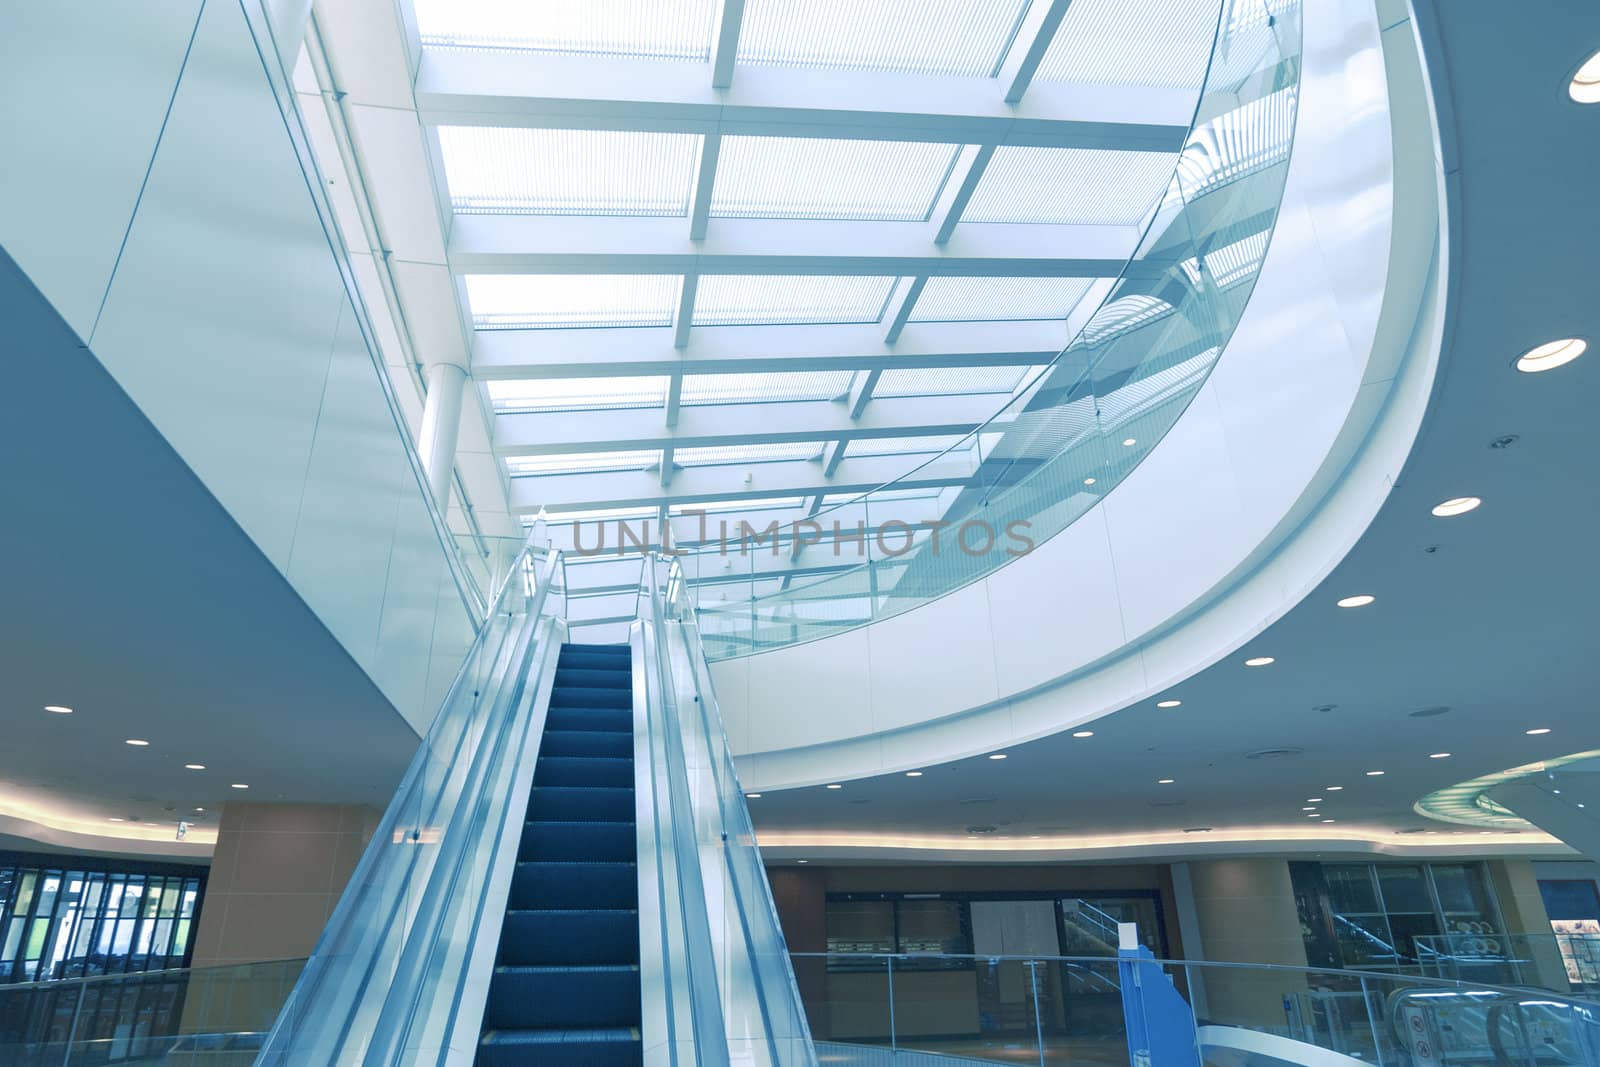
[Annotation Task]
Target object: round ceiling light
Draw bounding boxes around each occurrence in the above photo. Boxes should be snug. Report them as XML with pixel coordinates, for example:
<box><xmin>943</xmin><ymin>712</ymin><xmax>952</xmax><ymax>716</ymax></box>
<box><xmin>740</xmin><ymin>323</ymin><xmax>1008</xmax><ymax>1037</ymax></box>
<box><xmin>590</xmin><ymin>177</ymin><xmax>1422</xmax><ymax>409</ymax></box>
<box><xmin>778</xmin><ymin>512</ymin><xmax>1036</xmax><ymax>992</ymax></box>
<box><xmin>1516</xmin><ymin>337</ymin><xmax>1586</xmax><ymax>372</ymax></box>
<box><xmin>1083</xmin><ymin>477</ymin><xmax>1096</xmax><ymax>486</ymax></box>
<box><xmin>1122</xmin><ymin>438</ymin><xmax>1137</xmax><ymax>447</ymax></box>
<box><xmin>1072</xmin><ymin>730</ymin><xmax>1094</xmax><ymax>738</ymax></box>
<box><xmin>184</xmin><ymin>763</ymin><xmax>206</xmax><ymax>771</ymax></box>
<box><xmin>1157</xmin><ymin>778</ymin><xmax>1175</xmax><ymax>785</ymax></box>
<box><xmin>1156</xmin><ymin>699</ymin><xmax>1182</xmax><ymax>709</ymax></box>
<box><xmin>124</xmin><ymin>739</ymin><xmax>150</xmax><ymax>747</ymax></box>
<box><xmin>1326</xmin><ymin>786</ymin><xmax>1344</xmax><ymax>791</ymax></box>
<box><xmin>1244</xmin><ymin>656</ymin><xmax>1275</xmax><ymax>667</ymax></box>
<box><xmin>1337</xmin><ymin>594</ymin><xmax>1376</xmax><ymax>608</ymax></box>
<box><xmin>988</xmin><ymin>753</ymin><xmax>1008</xmax><ymax>760</ymax></box>
<box><xmin>746</xmin><ymin>792</ymin><xmax>762</xmax><ymax>798</ymax></box>
<box><xmin>905</xmin><ymin>771</ymin><xmax>923</xmax><ymax>777</ymax></box>
<box><xmin>1366</xmin><ymin>770</ymin><xmax>1385</xmax><ymax>776</ymax></box>
<box><xmin>1571</xmin><ymin>50</ymin><xmax>1600</xmax><ymax>103</ymax></box>
<box><xmin>825</xmin><ymin>783</ymin><xmax>842</xmax><ymax>789</ymax></box>
<box><xmin>1526</xmin><ymin>728</ymin><xmax>1552</xmax><ymax>736</ymax></box>
<box><xmin>230</xmin><ymin>783</ymin><xmax>250</xmax><ymax>790</ymax></box>
<box><xmin>1429</xmin><ymin>752</ymin><xmax>1452</xmax><ymax>760</ymax></box>
<box><xmin>1432</xmin><ymin>497</ymin><xmax>1481</xmax><ymax>517</ymax></box>
<box><xmin>44</xmin><ymin>705</ymin><xmax>73</xmax><ymax>715</ymax></box>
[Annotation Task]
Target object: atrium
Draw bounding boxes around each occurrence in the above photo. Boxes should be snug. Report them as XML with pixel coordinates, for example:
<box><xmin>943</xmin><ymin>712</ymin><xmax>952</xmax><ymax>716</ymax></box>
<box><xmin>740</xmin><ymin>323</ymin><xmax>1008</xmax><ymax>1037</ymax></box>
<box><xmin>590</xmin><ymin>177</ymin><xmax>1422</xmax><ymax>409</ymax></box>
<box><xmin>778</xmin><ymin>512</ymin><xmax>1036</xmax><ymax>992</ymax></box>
<box><xmin>2</xmin><ymin>0</ymin><xmax>1599</xmax><ymax>1064</ymax></box>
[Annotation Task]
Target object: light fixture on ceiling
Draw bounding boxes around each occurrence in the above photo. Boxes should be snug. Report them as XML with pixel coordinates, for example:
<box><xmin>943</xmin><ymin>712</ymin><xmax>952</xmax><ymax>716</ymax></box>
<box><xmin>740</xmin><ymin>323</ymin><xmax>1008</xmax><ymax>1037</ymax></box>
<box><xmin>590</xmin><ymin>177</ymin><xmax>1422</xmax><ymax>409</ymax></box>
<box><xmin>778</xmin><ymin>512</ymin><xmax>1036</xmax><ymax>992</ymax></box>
<box><xmin>826</xmin><ymin>783</ymin><xmax>842</xmax><ymax>789</ymax></box>
<box><xmin>1121</xmin><ymin>438</ymin><xmax>1137</xmax><ymax>447</ymax></box>
<box><xmin>1244</xmin><ymin>656</ymin><xmax>1275</xmax><ymax>667</ymax></box>
<box><xmin>1157</xmin><ymin>778</ymin><xmax>1175</xmax><ymax>785</ymax></box>
<box><xmin>44</xmin><ymin>705</ymin><xmax>73</xmax><ymax>715</ymax></box>
<box><xmin>905</xmin><ymin>771</ymin><xmax>923</xmax><ymax>777</ymax></box>
<box><xmin>746</xmin><ymin>792</ymin><xmax>762</xmax><ymax>798</ymax></box>
<box><xmin>988</xmin><ymin>753</ymin><xmax>1008</xmax><ymax>760</ymax></box>
<box><xmin>194</xmin><ymin>807</ymin><xmax>204</xmax><ymax>813</ymax></box>
<box><xmin>1307</xmin><ymin>797</ymin><xmax>1324</xmax><ymax>803</ymax></box>
<box><xmin>230</xmin><ymin>783</ymin><xmax>250</xmax><ymax>790</ymax></box>
<box><xmin>1429</xmin><ymin>752</ymin><xmax>1451</xmax><ymax>759</ymax></box>
<box><xmin>1527</xmin><ymin>728</ymin><xmax>1552</xmax><ymax>736</ymax></box>
<box><xmin>1327</xmin><ymin>786</ymin><xmax>1344</xmax><ymax>791</ymax></box>
<box><xmin>1156</xmin><ymin>699</ymin><xmax>1182</xmax><ymax>709</ymax></box>
<box><xmin>1516</xmin><ymin>338</ymin><xmax>1587</xmax><ymax>372</ymax></box>
<box><xmin>1322</xmin><ymin>818</ymin><xmax>1336</xmax><ymax>823</ymax></box>
<box><xmin>1302</xmin><ymin>806</ymin><xmax>1317</xmax><ymax>811</ymax></box>
<box><xmin>184</xmin><ymin>764</ymin><xmax>206</xmax><ymax>771</ymax></box>
<box><xmin>1337</xmin><ymin>594</ymin><xmax>1375</xmax><ymax>608</ymax></box>
<box><xmin>1366</xmin><ymin>770</ymin><xmax>1385</xmax><ymax>776</ymax></box>
<box><xmin>1571</xmin><ymin>50</ymin><xmax>1600</xmax><ymax>103</ymax></box>
<box><xmin>1083</xmin><ymin>477</ymin><xmax>1096</xmax><ymax>486</ymax></box>
<box><xmin>125</xmin><ymin>739</ymin><xmax>150</xmax><ymax>747</ymax></box>
<box><xmin>1072</xmin><ymin>730</ymin><xmax>1094</xmax><ymax>738</ymax></box>
<box><xmin>108</xmin><ymin>817</ymin><xmax>124</xmax><ymax>823</ymax></box>
<box><xmin>1307</xmin><ymin>813</ymin><xmax>1322</xmax><ymax>818</ymax></box>
<box><xmin>1431</xmin><ymin>496</ymin><xmax>1481</xmax><ymax>517</ymax></box>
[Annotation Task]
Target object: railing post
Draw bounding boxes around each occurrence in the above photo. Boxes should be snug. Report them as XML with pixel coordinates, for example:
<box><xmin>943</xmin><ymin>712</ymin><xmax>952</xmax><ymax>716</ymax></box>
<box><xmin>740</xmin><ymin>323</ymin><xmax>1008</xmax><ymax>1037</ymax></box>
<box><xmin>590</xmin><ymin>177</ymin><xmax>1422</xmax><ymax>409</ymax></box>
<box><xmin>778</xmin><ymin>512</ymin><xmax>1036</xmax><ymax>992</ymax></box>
<box><xmin>1026</xmin><ymin>959</ymin><xmax>1046</xmax><ymax>1067</ymax></box>
<box><xmin>63</xmin><ymin>980</ymin><xmax>87</xmax><ymax>1067</ymax></box>
<box><xmin>887</xmin><ymin>954</ymin><xmax>896</xmax><ymax>1055</ymax></box>
<box><xmin>1360</xmin><ymin>976</ymin><xmax>1385</xmax><ymax>1067</ymax></box>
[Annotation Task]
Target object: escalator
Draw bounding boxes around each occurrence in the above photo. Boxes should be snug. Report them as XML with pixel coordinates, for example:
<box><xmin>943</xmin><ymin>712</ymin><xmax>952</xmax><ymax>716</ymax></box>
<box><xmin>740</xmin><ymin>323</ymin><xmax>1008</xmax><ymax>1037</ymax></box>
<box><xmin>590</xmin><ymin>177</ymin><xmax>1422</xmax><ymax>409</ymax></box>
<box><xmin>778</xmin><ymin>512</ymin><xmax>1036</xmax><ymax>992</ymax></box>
<box><xmin>478</xmin><ymin>643</ymin><xmax>641</xmax><ymax>1066</ymax></box>
<box><xmin>257</xmin><ymin>548</ymin><xmax>816</xmax><ymax>1066</ymax></box>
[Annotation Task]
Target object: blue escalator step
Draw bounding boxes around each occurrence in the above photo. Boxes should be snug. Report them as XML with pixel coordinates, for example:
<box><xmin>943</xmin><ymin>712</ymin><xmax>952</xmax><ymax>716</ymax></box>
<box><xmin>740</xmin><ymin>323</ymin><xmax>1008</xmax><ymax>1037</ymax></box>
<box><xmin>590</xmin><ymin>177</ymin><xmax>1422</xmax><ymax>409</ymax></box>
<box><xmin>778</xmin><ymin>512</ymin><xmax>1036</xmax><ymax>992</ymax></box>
<box><xmin>527</xmin><ymin>786</ymin><xmax>634</xmax><ymax>822</ymax></box>
<box><xmin>553</xmin><ymin>667</ymin><xmax>631</xmax><ymax>690</ymax></box>
<box><xmin>511</xmin><ymin>861</ymin><xmax>637</xmax><ymax>910</ymax></box>
<box><xmin>549</xmin><ymin>685</ymin><xmax>633</xmax><ymax>710</ymax></box>
<box><xmin>521</xmin><ymin>821</ymin><xmax>635</xmax><ymax>862</ymax></box>
<box><xmin>539</xmin><ymin>729</ymin><xmax>633</xmax><ymax>759</ymax></box>
<box><xmin>477</xmin><ymin>1028</ymin><xmax>640</xmax><ymax>1067</ymax></box>
<box><xmin>483</xmin><ymin>965</ymin><xmax>641</xmax><ymax>1030</ymax></box>
<box><xmin>535</xmin><ymin>756</ymin><xmax>633</xmax><ymax>788</ymax></box>
<box><xmin>545</xmin><ymin>707</ymin><xmax>632</xmax><ymax>733</ymax></box>
<box><xmin>499</xmin><ymin>909</ymin><xmax>639</xmax><ymax>966</ymax></box>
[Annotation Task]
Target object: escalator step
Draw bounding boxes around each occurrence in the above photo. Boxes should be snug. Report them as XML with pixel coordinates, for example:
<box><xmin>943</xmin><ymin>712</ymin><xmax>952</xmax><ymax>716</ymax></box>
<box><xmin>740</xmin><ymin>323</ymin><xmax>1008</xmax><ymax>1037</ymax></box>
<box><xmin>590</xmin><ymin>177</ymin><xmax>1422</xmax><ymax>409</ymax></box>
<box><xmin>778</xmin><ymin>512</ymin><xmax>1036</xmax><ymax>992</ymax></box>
<box><xmin>498</xmin><ymin>909</ymin><xmax>639</xmax><ymax>966</ymax></box>
<box><xmin>539</xmin><ymin>730</ymin><xmax>633</xmax><ymax>759</ymax></box>
<box><xmin>521</xmin><ymin>821</ymin><xmax>635</xmax><ymax>863</ymax></box>
<box><xmin>545</xmin><ymin>707</ymin><xmax>632</xmax><ymax>733</ymax></box>
<box><xmin>553</xmin><ymin>667</ymin><xmax>632</xmax><ymax>690</ymax></box>
<box><xmin>535</xmin><ymin>756</ymin><xmax>633</xmax><ymax>788</ymax></box>
<box><xmin>526</xmin><ymin>786</ymin><xmax>634</xmax><ymax>823</ymax></box>
<box><xmin>549</xmin><ymin>685</ymin><xmax>633</xmax><ymax>710</ymax></box>
<box><xmin>510</xmin><ymin>862</ymin><xmax>638</xmax><ymax>910</ymax></box>
<box><xmin>477</xmin><ymin>1028</ymin><xmax>640</xmax><ymax>1067</ymax></box>
<box><xmin>483</xmin><ymin>966</ymin><xmax>641</xmax><ymax>1030</ymax></box>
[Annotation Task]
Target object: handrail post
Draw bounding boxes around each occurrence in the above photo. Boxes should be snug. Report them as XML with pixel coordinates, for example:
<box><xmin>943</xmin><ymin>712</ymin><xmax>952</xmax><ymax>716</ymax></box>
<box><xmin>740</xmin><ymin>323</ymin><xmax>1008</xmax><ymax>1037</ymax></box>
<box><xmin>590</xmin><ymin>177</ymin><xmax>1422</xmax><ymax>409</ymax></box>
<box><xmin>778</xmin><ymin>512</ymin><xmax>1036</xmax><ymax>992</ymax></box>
<box><xmin>63</xmin><ymin>979</ymin><xmax>86</xmax><ymax>1067</ymax></box>
<box><xmin>1360</xmin><ymin>975</ymin><xmax>1385</xmax><ymax>1067</ymax></box>
<box><xmin>1027</xmin><ymin>958</ymin><xmax>1046</xmax><ymax>1067</ymax></box>
<box><xmin>887</xmin><ymin>954</ymin><xmax>896</xmax><ymax>1055</ymax></box>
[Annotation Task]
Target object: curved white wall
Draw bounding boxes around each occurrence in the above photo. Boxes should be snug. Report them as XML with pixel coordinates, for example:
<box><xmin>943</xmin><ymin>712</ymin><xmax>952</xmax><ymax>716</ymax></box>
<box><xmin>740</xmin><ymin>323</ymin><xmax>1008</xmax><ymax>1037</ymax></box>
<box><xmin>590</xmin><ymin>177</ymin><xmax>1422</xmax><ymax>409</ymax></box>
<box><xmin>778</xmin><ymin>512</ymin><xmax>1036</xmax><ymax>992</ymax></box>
<box><xmin>714</xmin><ymin>0</ymin><xmax>1447</xmax><ymax>789</ymax></box>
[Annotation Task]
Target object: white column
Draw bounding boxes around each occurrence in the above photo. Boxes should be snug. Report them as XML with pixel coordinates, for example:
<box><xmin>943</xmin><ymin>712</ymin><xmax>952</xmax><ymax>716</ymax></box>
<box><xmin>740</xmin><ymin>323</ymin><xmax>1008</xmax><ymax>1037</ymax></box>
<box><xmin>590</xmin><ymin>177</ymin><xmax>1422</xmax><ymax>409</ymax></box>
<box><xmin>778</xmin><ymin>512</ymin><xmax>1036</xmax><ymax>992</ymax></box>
<box><xmin>417</xmin><ymin>362</ymin><xmax>468</xmax><ymax>509</ymax></box>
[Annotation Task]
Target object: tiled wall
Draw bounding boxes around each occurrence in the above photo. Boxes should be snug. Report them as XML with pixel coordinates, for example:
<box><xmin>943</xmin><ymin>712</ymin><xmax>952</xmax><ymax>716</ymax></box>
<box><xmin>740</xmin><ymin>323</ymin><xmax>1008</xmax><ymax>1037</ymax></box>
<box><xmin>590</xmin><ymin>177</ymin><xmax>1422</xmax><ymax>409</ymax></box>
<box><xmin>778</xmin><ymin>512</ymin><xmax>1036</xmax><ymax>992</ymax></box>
<box><xmin>190</xmin><ymin>803</ymin><xmax>380</xmax><ymax>968</ymax></box>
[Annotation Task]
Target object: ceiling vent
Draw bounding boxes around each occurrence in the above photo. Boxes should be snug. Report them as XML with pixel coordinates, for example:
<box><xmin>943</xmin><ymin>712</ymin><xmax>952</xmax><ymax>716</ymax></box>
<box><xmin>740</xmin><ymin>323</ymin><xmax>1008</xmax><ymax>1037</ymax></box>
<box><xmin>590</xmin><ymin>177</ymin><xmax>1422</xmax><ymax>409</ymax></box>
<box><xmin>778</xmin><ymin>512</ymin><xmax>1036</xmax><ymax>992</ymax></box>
<box><xmin>1245</xmin><ymin>746</ymin><xmax>1304</xmax><ymax>760</ymax></box>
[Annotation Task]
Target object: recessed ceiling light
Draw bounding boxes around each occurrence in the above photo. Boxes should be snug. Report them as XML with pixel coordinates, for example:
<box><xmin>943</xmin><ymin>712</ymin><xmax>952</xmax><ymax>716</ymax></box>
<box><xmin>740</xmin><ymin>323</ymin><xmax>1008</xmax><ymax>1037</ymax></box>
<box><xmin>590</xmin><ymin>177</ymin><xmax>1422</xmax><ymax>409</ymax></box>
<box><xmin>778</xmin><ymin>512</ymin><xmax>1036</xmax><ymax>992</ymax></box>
<box><xmin>1083</xmin><ymin>477</ymin><xmax>1096</xmax><ymax>486</ymax></box>
<box><xmin>1244</xmin><ymin>656</ymin><xmax>1275</xmax><ymax>667</ymax></box>
<box><xmin>1337</xmin><ymin>594</ymin><xmax>1375</xmax><ymax>608</ymax></box>
<box><xmin>1526</xmin><ymin>728</ymin><xmax>1552</xmax><ymax>735</ymax></box>
<box><xmin>125</xmin><ymin>739</ymin><xmax>150</xmax><ymax>747</ymax></box>
<box><xmin>1072</xmin><ymin>730</ymin><xmax>1094</xmax><ymax>738</ymax></box>
<box><xmin>44</xmin><ymin>705</ymin><xmax>73</xmax><ymax>715</ymax></box>
<box><xmin>825</xmin><ymin>783</ymin><xmax>842</xmax><ymax>789</ymax></box>
<box><xmin>108</xmin><ymin>817</ymin><xmax>125</xmax><ymax>823</ymax></box>
<box><xmin>1307</xmin><ymin>797</ymin><xmax>1323</xmax><ymax>802</ymax></box>
<box><xmin>1571</xmin><ymin>50</ymin><xmax>1600</xmax><ymax>103</ymax></box>
<box><xmin>1322</xmin><ymin>818</ymin><xmax>1336</xmax><ymax>823</ymax></box>
<box><xmin>1429</xmin><ymin>752</ymin><xmax>1451</xmax><ymax>759</ymax></box>
<box><xmin>1366</xmin><ymin>770</ymin><xmax>1385</xmax><ymax>776</ymax></box>
<box><xmin>988</xmin><ymin>753</ymin><xmax>1008</xmax><ymax>760</ymax></box>
<box><xmin>184</xmin><ymin>764</ymin><xmax>206</xmax><ymax>771</ymax></box>
<box><xmin>1307</xmin><ymin>812</ymin><xmax>1322</xmax><ymax>818</ymax></box>
<box><xmin>1432</xmin><ymin>496</ymin><xmax>1481</xmax><ymax>517</ymax></box>
<box><xmin>1326</xmin><ymin>786</ymin><xmax>1344</xmax><ymax>791</ymax></box>
<box><xmin>1157</xmin><ymin>778</ymin><xmax>1175</xmax><ymax>785</ymax></box>
<box><xmin>905</xmin><ymin>771</ymin><xmax>923</xmax><ymax>777</ymax></box>
<box><xmin>230</xmin><ymin>783</ymin><xmax>250</xmax><ymax>790</ymax></box>
<box><xmin>194</xmin><ymin>807</ymin><xmax>205</xmax><ymax>813</ymax></box>
<box><xmin>1516</xmin><ymin>337</ymin><xmax>1587</xmax><ymax>372</ymax></box>
<box><xmin>1156</xmin><ymin>700</ymin><xmax>1182</xmax><ymax>709</ymax></box>
<box><xmin>1121</xmin><ymin>437</ymin><xmax>1137</xmax><ymax>447</ymax></box>
<box><xmin>1302</xmin><ymin>806</ymin><xmax>1317</xmax><ymax>811</ymax></box>
<box><xmin>746</xmin><ymin>792</ymin><xmax>762</xmax><ymax>798</ymax></box>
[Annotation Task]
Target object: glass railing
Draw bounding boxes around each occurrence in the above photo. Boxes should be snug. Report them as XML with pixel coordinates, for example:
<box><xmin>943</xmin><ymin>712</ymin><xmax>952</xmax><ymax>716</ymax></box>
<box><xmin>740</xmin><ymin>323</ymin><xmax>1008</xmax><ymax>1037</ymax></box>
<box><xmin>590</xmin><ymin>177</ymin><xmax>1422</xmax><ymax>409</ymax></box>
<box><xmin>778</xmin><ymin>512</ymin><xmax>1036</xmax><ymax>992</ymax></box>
<box><xmin>257</xmin><ymin>544</ymin><xmax>566</xmax><ymax>1063</ymax></box>
<box><xmin>638</xmin><ymin>554</ymin><xmax>818</xmax><ymax>1065</ymax></box>
<box><xmin>1417</xmin><ymin>932</ymin><xmax>1600</xmax><ymax>997</ymax></box>
<box><xmin>789</xmin><ymin>950</ymin><xmax>1600</xmax><ymax>1066</ymax></box>
<box><xmin>681</xmin><ymin>0</ymin><xmax>1304</xmax><ymax>660</ymax></box>
<box><xmin>0</xmin><ymin>957</ymin><xmax>303</xmax><ymax>1066</ymax></box>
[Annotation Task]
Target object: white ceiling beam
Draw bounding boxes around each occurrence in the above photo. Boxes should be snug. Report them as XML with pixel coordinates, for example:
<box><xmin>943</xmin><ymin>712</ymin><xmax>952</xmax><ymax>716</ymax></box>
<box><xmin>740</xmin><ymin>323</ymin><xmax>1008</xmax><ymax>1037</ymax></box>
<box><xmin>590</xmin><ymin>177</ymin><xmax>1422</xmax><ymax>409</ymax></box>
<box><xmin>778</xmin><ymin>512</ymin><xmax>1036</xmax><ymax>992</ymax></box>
<box><xmin>710</xmin><ymin>0</ymin><xmax>746</xmax><ymax>90</ymax></box>
<box><xmin>881</xmin><ymin>275</ymin><xmax>926</xmax><ymax>344</ymax></box>
<box><xmin>688</xmin><ymin>133</ymin><xmax>721</xmax><ymax>241</ymax></box>
<box><xmin>472</xmin><ymin>319</ymin><xmax>1072</xmax><ymax>378</ymax></box>
<box><xmin>821</xmin><ymin>439</ymin><xmax>850</xmax><ymax>479</ymax></box>
<box><xmin>930</xmin><ymin>144</ymin><xmax>996</xmax><ymax>245</ymax></box>
<box><xmin>672</xmin><ymin>272</ymin><xmax>699</xmax><ymax>349</ymax></box>
<box><xmin>845</xmin><ymin>369</ymin><xmax>882</xmax><ymax>421</ymax></box>
<box><xmin>1000</xmin><ymin>0</ymin><xmax>1076</xmax><ymax>104</ymax></box>
<box><xmin>414</xmin><ymin>50</ymin><xmax>1192</xmax><ymax>151</ymax></box>
<box><xmin>450</xmin><ymin>213</ymin><xmax>1138</xmax><ymax>277</ymax></box>
<box><xmin>660</xmin><ymin>444</ymin><xmax>676</xmax><ymax>488</ymax></box>
<box><xmin>509</xmin><ymin>454</ymin><xmax>975</xmax><ymax>512</ymax></box>
<box><xmin>496</xmin><ymin>393</ymin><xmax>997</xmax><ymax>455</ymax></box>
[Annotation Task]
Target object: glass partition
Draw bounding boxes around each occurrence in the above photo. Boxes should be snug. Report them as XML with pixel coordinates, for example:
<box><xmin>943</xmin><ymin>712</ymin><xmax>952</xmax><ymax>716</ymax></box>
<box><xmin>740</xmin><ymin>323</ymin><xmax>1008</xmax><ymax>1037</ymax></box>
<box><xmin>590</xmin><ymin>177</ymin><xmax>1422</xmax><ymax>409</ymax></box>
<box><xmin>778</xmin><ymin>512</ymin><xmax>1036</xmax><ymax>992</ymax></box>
<box><xmin>680</xmin><ymin>0</ymin><xmax>1305</xmax><ymax>660</ymax></box>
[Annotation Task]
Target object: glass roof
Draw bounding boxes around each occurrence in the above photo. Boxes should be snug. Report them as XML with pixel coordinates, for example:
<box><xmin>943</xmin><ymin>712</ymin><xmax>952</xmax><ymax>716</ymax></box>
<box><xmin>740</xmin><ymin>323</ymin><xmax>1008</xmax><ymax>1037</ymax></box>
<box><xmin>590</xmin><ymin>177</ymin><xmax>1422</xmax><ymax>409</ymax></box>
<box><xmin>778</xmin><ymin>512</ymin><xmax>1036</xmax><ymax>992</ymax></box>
<box><xmin>962</xmin><ymin>147</ymin><xmax>1178</xmax><ymax>226</ymax></box>
<box><xmin>414</xmin><ymin>0</ymin><xmax>719</xmax><ymax>60</ymax></box>
<box><xmin>674</xmin><ymin>442</ymin><xmax>827</xmax><ymax>466</ymax></box>
<box><xmin>507</xmin><ymin>450</ymin><xmax>661</xmax><ymax>477</ymax></box>
<box><xmin>737</xmin><ymin>0</ymin><xmax>1031</xmax><ymax>77</ymax></box>
<box><xmin>1034</xmin><ymin>0</ymin><xmax>1222</xmax><ymax>89</ymax></box>
<box><xmin>692</xmin><ymin>275</ymin><xmax>898</xmax><ymax>326</ymax></box>
<box><xmin>680</xmin><ymin>370</ymin><xmax>854</xmax><ymax>405</ymax></box>
<box><xmin>712</xmin><ymin>137</ymin><xmax>961</xmax><ymax>221</ymax></box>
<box><xmin>908</xmin><ymin>277</ymin><xmax>1098</xmax><ymax>322</ymax></box>
<box><xmin>874</xmin><ymin>365</ymin><xmax>1036</xmax><ymax>398</ymax></box>
<box><xmin>486</xmin><ymin>376</ymin><xmax>670</xmax><ymax>413</ymax></box>
<box><xmin>466</xmin><ymin>274</ymin><xmax>680</xmax><ymax>329</ymax></box>
<box><xmin>438</xmin><ymin>128</ymin><xmax>699</xmax><ymax>216</ymax></box>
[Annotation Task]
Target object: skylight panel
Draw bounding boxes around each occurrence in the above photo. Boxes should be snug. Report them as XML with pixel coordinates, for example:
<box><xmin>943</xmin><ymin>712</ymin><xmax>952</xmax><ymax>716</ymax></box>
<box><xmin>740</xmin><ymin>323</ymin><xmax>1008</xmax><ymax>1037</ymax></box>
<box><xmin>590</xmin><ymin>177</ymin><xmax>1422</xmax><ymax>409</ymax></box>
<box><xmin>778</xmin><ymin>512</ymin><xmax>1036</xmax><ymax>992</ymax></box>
<box><xmin>1034</xmin><ymin>0</ymin><xmax>1222</xmax><ymax>90</ymax></box>
<box><xmin>438</xmin><ymin>128</ymin><xmax>698</xmax><ymax>217</ymax></box>
<box><xmin>506</xmin><ymin>450</ymin><xmax>660</xmax><ymax>476</ymax></box>
<box><xmin>680</xmin><ymin>371</ymin><xmax>854</xmax><ymax>405</ymax></box>
<box><xmin>537</xmin><ymin>504</ymin><xmax>659</xmax><ymax>523</ymax></box>
<box><xmin>466</xmin><ymin>275</ymin><xmax>680</xmax><ymax>330</ymax></box>
<box><xmin>674</xmin><ymin>442</ymin><xmax>825</xmax><ymax>466</ymax></box>
<box><xmin>671</xmin><ymin>497</ymin><xmax>807</xmax><ymax>515</ymax></box>
<box><xmin>1171</xmin><ymin>86</ymin><xmax>1297</xmax><ymax>203</ymax></box>
<box><xmin>711</xmin><ymin>138</ymin><xmax>961</xmax><ymax>221</ymax></box>
<box><xmin>693</xmin><ymin>276</ymin><xmax>898</xmax><ymax>326</ymax></box>
<box><xmin>961</xmin><ymin>147</ymin><xmax>1178</xmax><ymax>226</ymax></box>
<box><xmin>487</xmin><ymin>376</ymin><xmax>669</xmax><ymax>413</ymax></box>
<box><xmin>738</xmin><ymin>0</ymin><xmax>1030</xmax><ymax>77</ymax></box>
<box><xmin>846</xmin><ymin>434</ymin><xmax>969</xmax><ymax>457</ymax></box>
<box><xmin>413</xmin><ymin>0</ymin><xmax>719</xmax><ymax>61</ymax></box>
<box><xmin>1076</xmin><ymin>294</ymin><xmax>1176</xmax><ymax>346</ymax></box>
<box><xmin>1180</xmin><ymin>229</ymin><xmax>1271</xmax><ymax>288</ymax></box>
<box><xmin>908</xmin><ymin>277</ymin><xmax>1096</xmax><ymax>322</ymax></box>
<box><xmin>874</xmin><ymin>365</ymin><xmax>1032</xmax><ymax>398</ymax></box>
